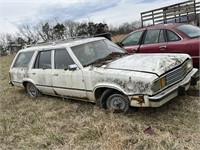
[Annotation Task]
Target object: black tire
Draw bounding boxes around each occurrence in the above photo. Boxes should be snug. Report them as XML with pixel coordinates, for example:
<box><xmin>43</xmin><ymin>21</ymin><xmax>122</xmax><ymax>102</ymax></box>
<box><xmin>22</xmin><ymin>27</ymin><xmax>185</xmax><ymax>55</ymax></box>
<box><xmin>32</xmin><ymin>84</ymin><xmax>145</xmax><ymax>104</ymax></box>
<box><xmin>100</xmin><ymin>89</ymin><xmax>114</xmax><ymax>109</ymax></box>
<box><xmin>106</xmin><ymin>94</ymin><xmax>130</xmax><ymax>113</ymax></box>
<box><xmin>26</xmin><ymin>82</ymin><xmax>40</xmax><ymax>98</ymax></box>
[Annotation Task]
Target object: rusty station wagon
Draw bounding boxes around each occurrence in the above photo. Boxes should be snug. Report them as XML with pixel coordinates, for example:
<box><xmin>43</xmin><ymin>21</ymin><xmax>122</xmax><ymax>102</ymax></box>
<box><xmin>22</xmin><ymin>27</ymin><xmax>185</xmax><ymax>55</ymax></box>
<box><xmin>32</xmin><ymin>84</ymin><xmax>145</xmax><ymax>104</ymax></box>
<box><xmin>9</xmin><ymin>37</ymin><xmax>199</xmax><ymax>113</ymax></box>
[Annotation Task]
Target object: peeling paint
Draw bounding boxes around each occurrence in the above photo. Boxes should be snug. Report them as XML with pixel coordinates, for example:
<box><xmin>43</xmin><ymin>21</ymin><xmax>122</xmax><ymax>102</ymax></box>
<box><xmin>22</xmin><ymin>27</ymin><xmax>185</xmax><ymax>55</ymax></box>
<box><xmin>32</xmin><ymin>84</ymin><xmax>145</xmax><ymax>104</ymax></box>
<box><xmin>97</xmin><ymin>77</ymin><xmax>153</xmax><ymax>95</ymax></box>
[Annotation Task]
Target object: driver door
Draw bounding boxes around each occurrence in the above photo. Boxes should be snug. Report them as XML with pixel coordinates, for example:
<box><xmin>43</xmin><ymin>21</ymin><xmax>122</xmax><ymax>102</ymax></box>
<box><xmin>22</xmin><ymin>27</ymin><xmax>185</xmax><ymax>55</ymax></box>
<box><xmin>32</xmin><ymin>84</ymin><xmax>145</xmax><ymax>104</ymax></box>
<box><xmin>52</xmin><ymin>48</ymin><xmax>87</xmax><ymax>99</ymax></box>
<box><xmin>122</xmin><ymin>30</ymin><xmax>145</xmax><ymax>53</ymax></box>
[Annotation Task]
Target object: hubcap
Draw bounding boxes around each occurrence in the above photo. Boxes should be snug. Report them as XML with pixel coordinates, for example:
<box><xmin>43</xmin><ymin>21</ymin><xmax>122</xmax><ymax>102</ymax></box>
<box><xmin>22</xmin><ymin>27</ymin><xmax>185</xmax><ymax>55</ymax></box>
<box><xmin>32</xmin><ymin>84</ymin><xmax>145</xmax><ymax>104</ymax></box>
<box><xmin>110</xmin><ymin>97</ymin><xmax>125</xmax><ymax>110</ymax></box>
<box><xmin>27</xmin><ymin>84</ymin><xmax>37</xmax><ymax>97</ymax></box>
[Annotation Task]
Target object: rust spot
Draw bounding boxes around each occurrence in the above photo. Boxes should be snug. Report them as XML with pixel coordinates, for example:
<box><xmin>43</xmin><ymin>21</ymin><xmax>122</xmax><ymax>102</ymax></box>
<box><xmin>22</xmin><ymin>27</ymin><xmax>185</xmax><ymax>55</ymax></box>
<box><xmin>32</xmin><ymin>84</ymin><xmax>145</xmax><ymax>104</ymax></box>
<box><xmin>98</xmin><ymin>78</ymin><xmax>153</xmax><ymax>95</ymax></box>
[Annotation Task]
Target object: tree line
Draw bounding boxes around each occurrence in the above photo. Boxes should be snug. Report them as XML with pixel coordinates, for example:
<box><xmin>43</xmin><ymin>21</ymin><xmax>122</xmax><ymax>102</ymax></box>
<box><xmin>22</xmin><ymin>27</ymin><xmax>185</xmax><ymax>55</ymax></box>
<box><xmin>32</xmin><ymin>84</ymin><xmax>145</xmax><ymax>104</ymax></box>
<box><xmin>0</xmin><ymin>19</ymin><xmax>141</xmax><ymax>55</ymax></box>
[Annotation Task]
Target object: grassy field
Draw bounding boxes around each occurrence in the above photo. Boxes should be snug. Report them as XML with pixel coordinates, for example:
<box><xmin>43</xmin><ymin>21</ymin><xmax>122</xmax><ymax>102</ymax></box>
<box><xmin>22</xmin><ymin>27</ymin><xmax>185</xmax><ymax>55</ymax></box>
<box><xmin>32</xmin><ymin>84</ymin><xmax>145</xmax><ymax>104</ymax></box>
<box><xmin>0</xmin><ymin>55</ymin><xmax>199</xmax><ymax>150</ymax></box>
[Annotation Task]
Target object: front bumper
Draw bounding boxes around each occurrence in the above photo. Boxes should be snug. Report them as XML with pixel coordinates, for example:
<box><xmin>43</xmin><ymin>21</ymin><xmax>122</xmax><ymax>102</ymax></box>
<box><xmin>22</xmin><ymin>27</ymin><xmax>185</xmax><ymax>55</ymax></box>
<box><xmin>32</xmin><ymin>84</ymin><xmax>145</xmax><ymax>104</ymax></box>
<box><xmin>129</xmin><ymin>68</ymin><xmax>199</xmax><ymax>107</ymax></box>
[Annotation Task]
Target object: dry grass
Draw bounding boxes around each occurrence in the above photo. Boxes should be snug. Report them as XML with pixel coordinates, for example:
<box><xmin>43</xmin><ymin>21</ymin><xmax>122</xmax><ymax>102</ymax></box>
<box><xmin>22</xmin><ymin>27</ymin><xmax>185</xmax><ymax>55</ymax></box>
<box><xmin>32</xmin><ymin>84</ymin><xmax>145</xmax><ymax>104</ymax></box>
<box><xmin>0</xmin><ymin>55</ymin><xmax>200</xmax><ymax>150</ymax></box>
<box><xmin>111</xmin><ymin>34</ymin><xmax>127</xmax><ymax>43</ymax></box>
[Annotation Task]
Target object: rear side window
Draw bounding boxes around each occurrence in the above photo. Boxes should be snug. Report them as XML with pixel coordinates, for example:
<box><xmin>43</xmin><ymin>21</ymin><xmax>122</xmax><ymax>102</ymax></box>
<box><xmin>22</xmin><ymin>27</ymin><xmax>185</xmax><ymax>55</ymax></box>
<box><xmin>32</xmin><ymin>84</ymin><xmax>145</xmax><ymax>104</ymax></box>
<box><xmin>54</xmin><ymin>49</ymin><xmax>74</xmax><ymax>69</ymax></box>
<box><xmin>34</xmin><ymin>51</ymin><xmax>51</xmax><ymax>69</ymax></box>
<box><xmin>166</xmin><ymin>30</ymin><xmax>181</xmax><ymax>42</ymax></box>
<box><xmin>13</xmin><ymin>51</ymin><xmax>34</xmax><ymax>68</ymax></box>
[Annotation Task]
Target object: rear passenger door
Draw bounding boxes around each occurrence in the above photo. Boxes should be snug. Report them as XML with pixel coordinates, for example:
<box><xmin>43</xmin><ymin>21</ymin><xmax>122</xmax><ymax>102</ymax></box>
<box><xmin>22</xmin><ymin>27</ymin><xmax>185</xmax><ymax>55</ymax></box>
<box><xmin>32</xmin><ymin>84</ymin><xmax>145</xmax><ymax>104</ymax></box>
<box><xmin>164</xmin><ymin>29</ymin><xmax>185</xmax><ymax>53</ymax></box>
<box><xmin>52</xmin><ymin>48</ymin><xmax>87</xmax><ymax>99</ymax></box>
<box><xmin>139</xmin><ymin>29</ymin><xmax>167</xmax><ymax>53</ymax></box>
<box><xmin>29</xmin><ymin>50</ymin><xmax>54</xmax><ymax>94</ymax></box>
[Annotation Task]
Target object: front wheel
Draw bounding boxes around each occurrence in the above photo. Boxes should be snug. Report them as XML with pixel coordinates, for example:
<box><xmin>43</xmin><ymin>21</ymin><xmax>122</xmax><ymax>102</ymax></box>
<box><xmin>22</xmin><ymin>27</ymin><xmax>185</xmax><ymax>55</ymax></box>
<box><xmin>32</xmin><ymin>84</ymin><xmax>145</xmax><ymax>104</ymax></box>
<box><xmin>106</xmin><ymin>94</ymin><xmax>130</xmax><ymax>113</ymax></box>
<box><xmin>26</xmin><ymin>82</ymin><xmax>41</xmax><ymax>98</ymax></box>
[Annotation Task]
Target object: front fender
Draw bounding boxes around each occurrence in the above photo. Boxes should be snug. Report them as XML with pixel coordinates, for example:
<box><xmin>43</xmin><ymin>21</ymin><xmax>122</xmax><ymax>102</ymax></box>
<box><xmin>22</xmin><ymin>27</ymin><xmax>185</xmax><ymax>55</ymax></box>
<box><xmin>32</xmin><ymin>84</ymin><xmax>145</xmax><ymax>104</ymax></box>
<box><xmin>93</xmin><ymin>83</ymin><xmax>126</xmax><ymax>95</ymax></box>
<box><xmin>22</xmin><ymin>78</ymin><xmax>36</xmax><ymax>87</ymax></box>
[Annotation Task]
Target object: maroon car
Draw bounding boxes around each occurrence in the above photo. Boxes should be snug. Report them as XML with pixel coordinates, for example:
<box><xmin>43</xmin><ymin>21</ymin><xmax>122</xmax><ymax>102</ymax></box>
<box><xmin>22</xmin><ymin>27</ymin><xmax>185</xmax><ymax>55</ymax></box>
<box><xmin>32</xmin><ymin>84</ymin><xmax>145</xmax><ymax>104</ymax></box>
<box><xmin>120</xmin><ymin>23</ymin><xmax>200</xmax><ymax>68</ymax></box>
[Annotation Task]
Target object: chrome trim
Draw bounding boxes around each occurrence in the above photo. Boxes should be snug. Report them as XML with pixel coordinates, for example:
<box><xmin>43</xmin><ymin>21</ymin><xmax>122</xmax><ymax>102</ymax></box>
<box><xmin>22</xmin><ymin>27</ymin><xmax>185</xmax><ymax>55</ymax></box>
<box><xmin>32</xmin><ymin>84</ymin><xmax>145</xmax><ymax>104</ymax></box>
<box><xmin>153</xmin><ymin>60</ymin><xmax>192</xmax><ymax>94</ymax></box>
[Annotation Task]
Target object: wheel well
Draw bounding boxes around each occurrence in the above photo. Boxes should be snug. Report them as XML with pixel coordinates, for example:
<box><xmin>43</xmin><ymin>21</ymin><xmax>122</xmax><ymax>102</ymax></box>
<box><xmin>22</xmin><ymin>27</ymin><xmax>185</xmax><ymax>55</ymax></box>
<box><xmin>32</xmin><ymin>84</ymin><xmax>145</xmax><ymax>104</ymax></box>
<box><xmin>23</xmin><ymin>81</ymin><xmax>28</xmax><ymax>88</ymax></box>
<box><xmin>94</xmin><ymin>87</ymin><xmax>122</xmax><ymax>108</ymax></box>
<box><xmin>95</xmin><ymin>88</ymin><xmax>122</xmax><ymax>99</ymax></box>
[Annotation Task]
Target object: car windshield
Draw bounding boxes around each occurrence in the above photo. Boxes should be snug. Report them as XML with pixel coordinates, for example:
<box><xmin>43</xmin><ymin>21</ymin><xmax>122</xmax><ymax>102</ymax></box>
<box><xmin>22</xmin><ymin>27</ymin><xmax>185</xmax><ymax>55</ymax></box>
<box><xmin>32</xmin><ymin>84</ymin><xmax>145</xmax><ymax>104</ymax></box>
<box><xmin>71</xmin><ymin>39</ymin><xmax>126</xmax><ymax>67</ymax></box>
<box><xmin>176</xmin><ymin>24</ymin><xmax>200</xmax><ymax>38</ymax></box>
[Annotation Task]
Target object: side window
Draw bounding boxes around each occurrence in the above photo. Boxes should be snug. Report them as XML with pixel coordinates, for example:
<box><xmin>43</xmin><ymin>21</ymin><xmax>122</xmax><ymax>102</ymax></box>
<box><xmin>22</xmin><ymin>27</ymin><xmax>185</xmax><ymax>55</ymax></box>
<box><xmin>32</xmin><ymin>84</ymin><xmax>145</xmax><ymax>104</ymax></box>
<box><xmin>121</xmin><ymin>31</ymin><xmax>143</xmax><ymax>46</ymax></box>
<box><xmin>13</xmin><ymin>51</ymin><xmax>34</xmax><ymax>68</ymax></box>
<box><xmin>34</xmin><ymin>51</ymin><xmax>51</xmax><ymax>69</ymax></box>
<box><xmin>166</xmin><ymin>30</ymin><xmax>181</xmax><ymax>42</ymax></box>
<box><xmin>144</xmin><ymin>29</ymin><xmax>160</xmax><ymax>44</ymax></box>
<box><xmin>54</xmin><ymin>49</ymin><xmax>74</xmax><ymax>69</ymax></box>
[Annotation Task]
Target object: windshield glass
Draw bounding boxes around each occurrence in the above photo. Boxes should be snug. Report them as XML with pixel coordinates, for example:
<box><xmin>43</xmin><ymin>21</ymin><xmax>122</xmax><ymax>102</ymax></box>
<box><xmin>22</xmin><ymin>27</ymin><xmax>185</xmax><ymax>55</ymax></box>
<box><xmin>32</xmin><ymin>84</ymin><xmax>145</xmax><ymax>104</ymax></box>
<box><xmin>71</xmin><ymin>39</ymin><xmax>125</xmax><ymax>67</ymax></box>
<box><xmin>176</xmin><ymin>24</ymin><xmax>200</xmax><ymax>38</ymax></box>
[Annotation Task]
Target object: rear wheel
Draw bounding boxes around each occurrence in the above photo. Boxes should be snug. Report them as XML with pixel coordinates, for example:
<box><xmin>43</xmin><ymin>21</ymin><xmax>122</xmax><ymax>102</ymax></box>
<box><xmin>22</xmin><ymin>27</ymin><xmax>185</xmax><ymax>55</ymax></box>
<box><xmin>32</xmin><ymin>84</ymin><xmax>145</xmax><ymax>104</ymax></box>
<box><xmin>26</xmin><ymin>82</ymin><xmax>40</xmax><ymax>98</ymax></box>
<box><xmin>106</xmin><ymin>94</ymin><xmax>130</xmax><ymax>113</ymax></box>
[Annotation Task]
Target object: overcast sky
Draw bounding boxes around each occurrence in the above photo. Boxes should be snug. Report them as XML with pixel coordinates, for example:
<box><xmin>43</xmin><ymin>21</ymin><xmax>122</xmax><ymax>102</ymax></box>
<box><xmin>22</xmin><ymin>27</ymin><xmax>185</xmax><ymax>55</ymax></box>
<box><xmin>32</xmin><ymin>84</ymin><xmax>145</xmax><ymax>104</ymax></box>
<box><xmin>0</xmin><ymin>0</ymin><xmax>188</xmax><ymax>34</ymax></box>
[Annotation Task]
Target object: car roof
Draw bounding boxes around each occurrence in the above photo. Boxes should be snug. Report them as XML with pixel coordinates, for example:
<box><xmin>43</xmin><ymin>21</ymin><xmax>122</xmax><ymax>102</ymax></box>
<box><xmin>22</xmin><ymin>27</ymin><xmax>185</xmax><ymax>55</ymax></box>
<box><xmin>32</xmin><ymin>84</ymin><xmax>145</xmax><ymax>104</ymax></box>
<box><xmin>131</xmin><ymin>23</ymin><xmax>183</xmax><ymax>33</ymax></box>
<box><xmin>146</xmin><ymin>23</ymin><xmax>182</xmax><ymax>29</ymax></box>
<box><xmin>19</xmin><ymin>37</ymin><xmax>106</xmax><ymax>52</ymax></box>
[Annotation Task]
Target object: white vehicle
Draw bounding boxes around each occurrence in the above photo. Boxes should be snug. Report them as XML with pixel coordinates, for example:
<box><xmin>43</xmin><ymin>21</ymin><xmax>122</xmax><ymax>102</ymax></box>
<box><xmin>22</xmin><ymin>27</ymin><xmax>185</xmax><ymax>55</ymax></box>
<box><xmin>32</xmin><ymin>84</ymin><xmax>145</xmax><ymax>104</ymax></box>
<box><xmin>9</xmin><ymin>37</ymin><xmax>199</xmax><ymax>113</ymax></box>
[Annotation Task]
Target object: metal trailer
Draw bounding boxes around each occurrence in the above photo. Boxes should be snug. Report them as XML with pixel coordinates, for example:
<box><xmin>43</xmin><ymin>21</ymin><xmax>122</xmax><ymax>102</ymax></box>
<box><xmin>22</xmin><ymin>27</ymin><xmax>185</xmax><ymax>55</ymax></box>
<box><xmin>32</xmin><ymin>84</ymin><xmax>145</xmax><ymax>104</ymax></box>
<box><xmin>141</xmin><ymin>0</ymin><xmax>200</xmax><ymax>27</ymax></box>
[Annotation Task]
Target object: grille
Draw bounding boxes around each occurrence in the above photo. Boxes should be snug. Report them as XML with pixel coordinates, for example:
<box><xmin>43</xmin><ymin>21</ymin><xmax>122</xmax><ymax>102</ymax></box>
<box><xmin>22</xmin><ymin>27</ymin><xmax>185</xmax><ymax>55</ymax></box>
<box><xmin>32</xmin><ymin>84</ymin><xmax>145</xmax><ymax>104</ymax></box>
<box><xmin>166</xmin><ymin>63</ymin><xmax>188</xmax><ymax>86</ymax></box>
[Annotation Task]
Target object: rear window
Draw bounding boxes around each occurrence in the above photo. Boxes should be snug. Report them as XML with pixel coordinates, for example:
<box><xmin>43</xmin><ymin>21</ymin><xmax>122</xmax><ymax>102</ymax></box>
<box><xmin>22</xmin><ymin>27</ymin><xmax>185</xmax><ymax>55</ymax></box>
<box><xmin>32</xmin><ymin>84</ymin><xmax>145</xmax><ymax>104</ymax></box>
<box><xmin>176</xmin><ymin>24</ymin><xmax>200</xmax><ymax>38</ymax></box>
<box><xmin>13</xmin><ymin>51</ymin><xmax>34</xmax><ymax>68</ymax></box>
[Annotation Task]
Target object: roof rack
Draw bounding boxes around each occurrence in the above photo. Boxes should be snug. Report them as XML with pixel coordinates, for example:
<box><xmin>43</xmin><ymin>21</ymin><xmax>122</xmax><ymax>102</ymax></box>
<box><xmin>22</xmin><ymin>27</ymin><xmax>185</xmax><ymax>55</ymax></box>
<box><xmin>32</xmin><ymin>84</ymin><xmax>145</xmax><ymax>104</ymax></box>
<box><xmin>23</xmin><ymin>35</ymin><xmax>90</xmax><ymax>48</ymax></box>
<box><xmin>24</xmin><ymin>32</ymin><xmax>112</xmax><ymax>48</ymax></box>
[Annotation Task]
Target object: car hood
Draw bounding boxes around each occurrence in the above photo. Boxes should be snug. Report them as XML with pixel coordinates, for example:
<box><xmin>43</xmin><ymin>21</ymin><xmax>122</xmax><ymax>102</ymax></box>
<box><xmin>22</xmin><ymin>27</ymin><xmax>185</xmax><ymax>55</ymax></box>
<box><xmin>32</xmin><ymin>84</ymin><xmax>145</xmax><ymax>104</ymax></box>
<box><xmin>106</xmin><ymin>54</ymin><xmax>189</xmax><ymax>76</ymax></box>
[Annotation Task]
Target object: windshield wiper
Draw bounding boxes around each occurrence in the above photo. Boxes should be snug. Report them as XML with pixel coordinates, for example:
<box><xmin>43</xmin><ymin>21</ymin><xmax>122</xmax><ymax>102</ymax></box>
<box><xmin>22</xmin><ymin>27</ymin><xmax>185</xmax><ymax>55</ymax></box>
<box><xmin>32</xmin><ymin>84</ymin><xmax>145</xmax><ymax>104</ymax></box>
<box><xmin>84</xmin><ymin>52</ymin><xmax>128</xmax><ymax>67</ymax></box>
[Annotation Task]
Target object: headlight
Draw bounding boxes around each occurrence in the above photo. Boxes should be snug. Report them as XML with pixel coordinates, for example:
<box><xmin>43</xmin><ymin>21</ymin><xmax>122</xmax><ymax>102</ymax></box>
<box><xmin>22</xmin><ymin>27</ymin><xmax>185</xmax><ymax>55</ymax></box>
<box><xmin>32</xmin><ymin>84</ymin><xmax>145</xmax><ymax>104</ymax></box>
<box><xmin>153</xmin><ymin>79</ymin><xmax>161</xmax><ymax>92</ymax></box>
<box><xmin>186</xmin><ymin>59</ymin><xmax>193</xmax><ymax>70</ymax></box>
<box><xmin>153</xmin><ymin>77</ymin><xmax>166</xmax><ymax>93</ymax></box>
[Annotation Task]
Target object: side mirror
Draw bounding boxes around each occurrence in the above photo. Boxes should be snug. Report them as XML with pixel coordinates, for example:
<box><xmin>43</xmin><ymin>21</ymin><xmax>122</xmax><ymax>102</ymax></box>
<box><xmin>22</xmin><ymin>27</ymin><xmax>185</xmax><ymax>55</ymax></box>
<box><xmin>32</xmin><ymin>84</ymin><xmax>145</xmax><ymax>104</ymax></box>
<box><xmin>68</xmin><ymin>64</ymin><xmax>78</xmax><ymax>71</ymax></box>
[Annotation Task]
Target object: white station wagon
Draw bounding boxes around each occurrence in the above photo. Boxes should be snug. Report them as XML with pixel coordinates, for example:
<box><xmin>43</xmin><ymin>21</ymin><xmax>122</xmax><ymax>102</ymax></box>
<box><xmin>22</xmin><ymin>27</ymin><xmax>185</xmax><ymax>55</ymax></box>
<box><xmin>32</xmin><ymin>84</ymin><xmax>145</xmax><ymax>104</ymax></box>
<box><xmin>9</xmin><ymin>37</ymin><xmax>199</xmax><ymax>113</ymax></box>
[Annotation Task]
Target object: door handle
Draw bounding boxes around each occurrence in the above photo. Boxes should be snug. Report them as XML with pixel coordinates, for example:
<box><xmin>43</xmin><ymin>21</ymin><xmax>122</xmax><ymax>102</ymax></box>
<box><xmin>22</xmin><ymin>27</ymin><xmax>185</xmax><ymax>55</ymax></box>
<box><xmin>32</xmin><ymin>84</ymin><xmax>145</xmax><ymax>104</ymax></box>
<box><xmin>159</xmin><ymin>46</ymin><xmax>167</xmax><ymax>49</ymax></box>
<box><xmin>131</xmin><ymin>48</ymin><xmax>138</xmax><ymax>51</ymax></box>
<box><xmin>53</xmin><ymin>74</ymin><xmax>58</xmax><ymax>76</ymax></box>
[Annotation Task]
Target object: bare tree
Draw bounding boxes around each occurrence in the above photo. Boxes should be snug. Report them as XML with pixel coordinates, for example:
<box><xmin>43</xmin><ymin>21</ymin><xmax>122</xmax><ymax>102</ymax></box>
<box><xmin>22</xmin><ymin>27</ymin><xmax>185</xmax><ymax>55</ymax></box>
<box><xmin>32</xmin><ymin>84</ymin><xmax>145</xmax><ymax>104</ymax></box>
<box><xmin>0</xmin><ymin>34</ymin><xmax>8</xmax><ymax>55</ymax></box>
<box><xmin>64</xmin><ymin>20</ymin><xmax>80</xmax><ymax>37</ymax></box>
<box><xmin>34</xmin><ymin>22</ymin><xmax>47</xmax><ymax>42</ymax></box>
<box><xmin>0</xmin><ymin>34</ymin><xmax>8</xmax><ymax>46</ymax></box>
<box><xmin>17</xmin><ymin>24</ymin><xmax>39</xmax><ymax>44</ymax></box>
<box><xmin>109</xmin><ymin>20</ymin><xmax>141</xmax><ymax>35</ymax></box>
<box><xmin>34</xmin><ymin>20</ymin><xmax>55</xmax><ymax>42</ymax></box>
